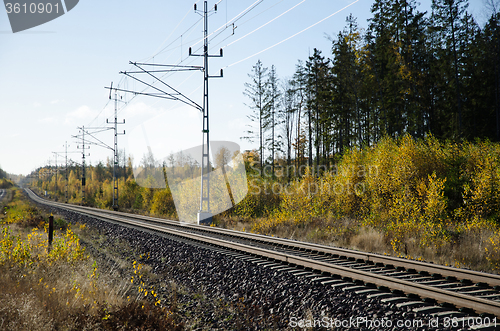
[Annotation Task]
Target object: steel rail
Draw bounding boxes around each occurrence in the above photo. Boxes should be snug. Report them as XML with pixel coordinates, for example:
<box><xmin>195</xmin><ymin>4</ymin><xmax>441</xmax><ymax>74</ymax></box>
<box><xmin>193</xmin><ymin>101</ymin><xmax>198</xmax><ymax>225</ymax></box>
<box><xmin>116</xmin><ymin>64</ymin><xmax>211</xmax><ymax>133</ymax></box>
<box><xmin>25</xmin><ymin>188</ymin><xmax>500</xmax><ymax>317</ymax></box>
<box><xmin>31</xmin><ymin>188</ymin><xmax>500</xmax><ymax>288</ymax></box>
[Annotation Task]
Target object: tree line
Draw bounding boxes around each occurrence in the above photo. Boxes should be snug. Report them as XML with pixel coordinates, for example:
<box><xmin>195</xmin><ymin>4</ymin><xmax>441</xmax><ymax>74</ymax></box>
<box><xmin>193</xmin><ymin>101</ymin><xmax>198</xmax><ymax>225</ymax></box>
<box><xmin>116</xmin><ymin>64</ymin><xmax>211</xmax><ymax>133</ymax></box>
<box><xmin>243</xmin><ymin>0</ymin><xmax>500</xmax><ymax>176</ymax></box>
<box><xmin>0</xmin><ymin>166</ymin><xmax>14</xmax><ymax>189</ymax></box>
<box><xmin>0</xmin><ymin>167</ymin><xmax>7</xmax><ymax>180</ymax></box>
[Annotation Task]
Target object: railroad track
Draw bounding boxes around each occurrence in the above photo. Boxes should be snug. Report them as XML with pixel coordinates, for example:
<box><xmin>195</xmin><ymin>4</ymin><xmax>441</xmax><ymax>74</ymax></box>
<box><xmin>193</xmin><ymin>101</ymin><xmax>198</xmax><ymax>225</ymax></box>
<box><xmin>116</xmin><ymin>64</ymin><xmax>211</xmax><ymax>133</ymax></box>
<box><xmin>25</xmin><ymin>188</ymin><xmax>500</xmax><ymax>321</ymax></box>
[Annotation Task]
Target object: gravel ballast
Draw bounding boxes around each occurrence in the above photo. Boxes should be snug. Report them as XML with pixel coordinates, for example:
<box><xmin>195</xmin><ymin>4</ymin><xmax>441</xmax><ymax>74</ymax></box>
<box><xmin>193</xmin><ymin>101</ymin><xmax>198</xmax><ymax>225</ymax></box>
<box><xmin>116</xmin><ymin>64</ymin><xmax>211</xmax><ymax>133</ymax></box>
<box><xmin>33</xmin><ymin>201</ymin><xmax>477</xmax><ymax>330</ymax></box>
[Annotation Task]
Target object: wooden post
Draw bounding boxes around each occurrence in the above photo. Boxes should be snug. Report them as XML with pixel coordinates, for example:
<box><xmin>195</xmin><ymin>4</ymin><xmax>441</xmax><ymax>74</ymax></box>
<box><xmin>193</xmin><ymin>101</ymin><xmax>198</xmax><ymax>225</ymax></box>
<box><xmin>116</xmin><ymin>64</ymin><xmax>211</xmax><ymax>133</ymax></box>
<box><xmin>48</xmin><ymin>215</ymin><xmax>53</xmax><ymax>249</ymax></box>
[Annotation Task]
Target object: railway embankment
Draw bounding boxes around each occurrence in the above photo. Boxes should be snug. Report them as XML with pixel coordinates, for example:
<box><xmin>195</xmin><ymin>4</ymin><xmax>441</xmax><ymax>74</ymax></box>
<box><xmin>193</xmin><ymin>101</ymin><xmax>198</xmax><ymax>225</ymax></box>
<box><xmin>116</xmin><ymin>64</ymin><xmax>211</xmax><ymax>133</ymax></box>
<box><xmin>22</xmin><ymin>188</ymin><xmax>498</xmax><ymax>330</ymax></box>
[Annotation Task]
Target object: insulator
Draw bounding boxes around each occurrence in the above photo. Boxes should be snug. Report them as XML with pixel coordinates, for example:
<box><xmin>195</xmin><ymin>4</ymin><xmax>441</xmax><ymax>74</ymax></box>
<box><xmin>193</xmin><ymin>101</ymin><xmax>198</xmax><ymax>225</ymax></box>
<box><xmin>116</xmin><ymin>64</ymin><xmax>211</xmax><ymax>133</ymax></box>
<box><xmin>194</xmin><ymin>4</ymin><xmax>197</xmax><ymax>10</ymax></box>
<box><xmin>220</xmin><ymin>48</ymin><xmax>223</xmax><ymax>56</ymax></box>
<box><xmin>189</xmin><ymin>47</ymin><xmax>192</xmax><ymax>55</ymax></box>
<box><xmin>214</xmin><ymin>4</ymin><xmax>217</xmax><ymax>11</ymax></box>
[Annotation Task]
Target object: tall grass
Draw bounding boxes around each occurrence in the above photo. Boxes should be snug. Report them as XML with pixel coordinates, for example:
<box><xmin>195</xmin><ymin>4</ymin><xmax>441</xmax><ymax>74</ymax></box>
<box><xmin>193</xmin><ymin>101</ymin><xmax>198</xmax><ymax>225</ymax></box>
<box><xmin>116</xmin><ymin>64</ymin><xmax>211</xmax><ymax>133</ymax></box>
<box><xmin>0</xmin><ymin>178</ymin><xmax>13</xmax><ymax>189</ymax></box>
<box><xmin>33</xmin><ymin>135</ymin><xmax>500</xmax><ymax>272</ymax></box>
<box><xmin>0</xmin><ymin>189</ymin><xmax>183</xmax><ymax>330</ymax></box>
<box><xmin>218</xmin><ymin>135</ymin><xmax>500</xmax><ymax>272</ymax></box>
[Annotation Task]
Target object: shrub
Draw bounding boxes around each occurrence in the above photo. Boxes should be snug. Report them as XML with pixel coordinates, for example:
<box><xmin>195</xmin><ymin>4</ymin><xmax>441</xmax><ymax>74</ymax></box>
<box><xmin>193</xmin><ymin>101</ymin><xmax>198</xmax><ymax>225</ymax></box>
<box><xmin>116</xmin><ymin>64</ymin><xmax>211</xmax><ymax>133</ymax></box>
<box><xmin>248</xmin><ymin>135</ymin><xmax>500</xmax><ymax>271</ymax></box>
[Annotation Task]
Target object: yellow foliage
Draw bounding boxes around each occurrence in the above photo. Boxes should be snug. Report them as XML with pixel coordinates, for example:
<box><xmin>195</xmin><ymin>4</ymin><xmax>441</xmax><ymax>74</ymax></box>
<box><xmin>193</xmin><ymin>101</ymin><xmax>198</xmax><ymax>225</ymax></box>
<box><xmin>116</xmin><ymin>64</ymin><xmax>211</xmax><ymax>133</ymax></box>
<box><xmin>0</xmin><ymin>224</ymin><xmax>87</xmax><ymax>268</ymax></box>
<box><xmin>485</xmin><ymin>231</ymin><xmax>500</xmax><ymax>270</ymax></box>
<box><xmin>250</xmin><ymin>135</ymin><xmax>500</xmax><ymax>269</ymax></box>
<box><xmin>150</xmin><ymin>189</ymin><xmax>176</xmax><ymax>217</ymax></box>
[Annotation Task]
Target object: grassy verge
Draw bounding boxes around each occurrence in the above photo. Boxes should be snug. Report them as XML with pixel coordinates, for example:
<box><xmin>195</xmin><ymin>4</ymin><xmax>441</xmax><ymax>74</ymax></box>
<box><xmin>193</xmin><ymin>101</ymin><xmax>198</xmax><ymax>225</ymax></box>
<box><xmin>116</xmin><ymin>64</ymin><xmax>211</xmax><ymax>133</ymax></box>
<box><xmin>31</xmin><ymin>136</ymin><xmax>500</xmax><ymax>275</ymax></box>
<box><xmin>215</xmin><ymin>136</ymin><xmax>500</xmax><ymax>274</ymax></box>
<box><xmin>1</xmin><ymin>188</ymin><xmax>282</xmax><ymax>330</ymax></box>
<box><xmin>0</xmin><ymin>187</ymin><xmax>13</xmax><ymax>210</ymax></box>
<box><xmin>215</xmin><ymin>215</ymin><xmax>500</xmax><ymax>273</ymax></box>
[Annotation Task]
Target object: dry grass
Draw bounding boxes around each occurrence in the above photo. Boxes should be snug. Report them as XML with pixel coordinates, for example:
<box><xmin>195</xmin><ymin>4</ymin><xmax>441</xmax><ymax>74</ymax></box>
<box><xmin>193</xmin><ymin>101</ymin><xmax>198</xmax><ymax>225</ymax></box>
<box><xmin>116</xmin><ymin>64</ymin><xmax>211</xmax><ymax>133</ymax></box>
<box><xmin>216</xmin><ymin>215</ymin><xmax>500</xmax><ymax>273</ymax></box>
<box><xmin>213</xmin><ymin>137</ymin><xmax>500</xmax><ymax>273</ymax></box>
<box><xmin>216</xmin><ymin>216</ymin><xmax>362</xmax><ymax>251</ymax></box>
<box><xmin>0</xmin><ymin>188</ymin><xmax>13</xmax><ymax>208</ymax></box>
<box><xmin>349</xmin><ymin>226</ymin><xmax>387</xmax><ymax>255</ymax></box>
<box><xmin>0</xmin><ymin>188</ymin><xmax>184</xmax><ymax>331</ymax></box>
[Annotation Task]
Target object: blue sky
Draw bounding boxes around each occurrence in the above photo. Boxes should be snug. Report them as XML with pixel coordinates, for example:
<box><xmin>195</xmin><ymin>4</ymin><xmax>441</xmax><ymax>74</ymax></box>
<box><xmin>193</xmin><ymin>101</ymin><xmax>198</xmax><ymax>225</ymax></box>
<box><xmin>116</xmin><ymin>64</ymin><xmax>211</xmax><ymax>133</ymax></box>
<box><xmin>0</xmin><ymin>0</ymin><xmax>489</xmax><ymax>175</ymax></box>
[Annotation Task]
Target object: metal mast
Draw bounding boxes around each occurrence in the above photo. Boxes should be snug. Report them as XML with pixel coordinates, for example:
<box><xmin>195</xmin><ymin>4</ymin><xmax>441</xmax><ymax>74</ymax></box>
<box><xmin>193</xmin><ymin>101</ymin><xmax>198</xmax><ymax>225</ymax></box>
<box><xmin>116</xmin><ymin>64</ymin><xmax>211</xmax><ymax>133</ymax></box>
<box><xmin>200</xmin><ymin>0</ymin><xmax>211</xmax><ymax>222</ymax></box>
<box><xmin>52</xmin><ymin>142</ymin><xmax>78</xmax><ymax>204</ymax></box>
<box><xmin>73</xmin><ymin>126</ymin><xmax>91</xmax><ymax>205</ymax></box>
<box><xmin>107</xmin><ymin>83</ymin><xmax>125</xmax><ymax>211</ymax></box>
<box><xmin>114</xmin><ymin>1</ymin><xmax>222</xmax><ymax>224</ymax></box>
<box><xmin>191</xmin><ymin>1</ymin><xmax>223</xmax><ymax>224</ymax></box>
<box><xmin>80</xmin><ymin>126</ymin><xmax>87</xmax><ymax>205</ymax></box>
<box><xmin>52</xmin><ymin>152</ymin><xmax>58</xmax><ymax>195</ymax></box>
<box><xmin>65</xmin><ymin>141</ymin><xmax>68</xmax><ymax>203</ymax></box>
<box><xmin>73</xmin><ymin>122</ymin><xmax>120</xmax><ymax>208</ymax></box>
<box><xmin>113</xmin><ymin>89</ymin><xmax>119</xmax><ymax>210</ymax></box>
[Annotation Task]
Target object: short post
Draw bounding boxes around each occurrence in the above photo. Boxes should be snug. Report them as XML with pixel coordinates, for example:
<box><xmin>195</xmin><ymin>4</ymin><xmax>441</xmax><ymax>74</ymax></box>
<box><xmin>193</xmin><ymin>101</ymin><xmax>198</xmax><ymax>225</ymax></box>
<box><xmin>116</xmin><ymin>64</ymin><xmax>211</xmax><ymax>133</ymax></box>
<box><xmin>48</xmin><ymin>215</ymin><xmax>54</xmax><ymax>250</ymax></box>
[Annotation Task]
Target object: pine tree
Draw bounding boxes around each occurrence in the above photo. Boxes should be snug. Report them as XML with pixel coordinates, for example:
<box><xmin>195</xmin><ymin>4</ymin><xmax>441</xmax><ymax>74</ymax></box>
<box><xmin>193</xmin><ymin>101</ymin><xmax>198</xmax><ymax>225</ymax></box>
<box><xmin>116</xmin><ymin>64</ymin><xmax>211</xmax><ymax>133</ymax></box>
<box><xmin>265</xmin><ymin>65</ymin><xmax>281</xmax><ymax>177</ymax></box>
<box><xmin>431</xmin><ymin>0</ymin><xmax>469</xmax><ymax>139</ymax></box>
<box><xmin>460</xmin><ymin>12</ymin><xmax>488</xmax><ymax>140</ymax></box>
<box><xmin>306</xmin><ymin>48</ymin><xmax>331</xmax><ymax>171</ymax></box>
<box><xmin>332</xmin><ymin>14</ymin><xmax>365</xmax><ymax>151</ymax></box>
<box><xmin>477</xmin><ymin>12</ymin><xmax>500</xmax><ymax>140</ymax></box>
<box><xmin>292</xmin><ymin>61</ymin><xmax>307</xmax><ymax>169</ymax></box>
<box><xmin>281</xmin><ymin>78</ymin><xmax>296</xmax><ymax>178</ymax></box>
<box><xmin>242</xmin><ymin>60</ymin><xmax>269</xmax><ymax>173</ymax></box>
<box><xmin>365</xmin><ymin>0</ymin><xmax>433</xmax><ymax>139</ymax></box>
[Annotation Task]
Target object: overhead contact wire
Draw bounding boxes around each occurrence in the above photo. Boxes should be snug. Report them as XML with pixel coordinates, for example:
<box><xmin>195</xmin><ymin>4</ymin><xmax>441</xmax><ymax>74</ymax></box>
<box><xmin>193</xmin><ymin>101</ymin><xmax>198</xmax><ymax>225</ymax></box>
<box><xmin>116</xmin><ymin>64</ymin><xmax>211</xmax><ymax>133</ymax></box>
<box><xmin>223</xmin><ymin>0</ymin><xmax>306</xmax><ymax>49</ymax></box>
<box><xmin>225</xmin><ymin>0</ymin><xmax>361</xmax><ymax>68</ymax></box>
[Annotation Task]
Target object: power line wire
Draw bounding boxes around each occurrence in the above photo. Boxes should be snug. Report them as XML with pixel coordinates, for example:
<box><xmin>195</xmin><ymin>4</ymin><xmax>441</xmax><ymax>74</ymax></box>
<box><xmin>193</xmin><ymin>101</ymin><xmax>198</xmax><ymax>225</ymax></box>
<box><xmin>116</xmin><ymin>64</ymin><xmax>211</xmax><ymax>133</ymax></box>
<box><xmin>189</xmin><ymin>0</ymin><xmax>264</xmax><ymax>50</ymax></box>
<box><xmin>146</xmin><ymin>18</ymin><xmax>203</xmax><ymax>60</ymax></box>
<box><xmin>87</xmin><ymin>98</ymin><xmax>112</xmax><ymax>127</ymax></box>
<box><xmin>90</xmin><ymin>1</ymin><xmax>267</xmax><ymax>129</ymax></box>
<box><xmin>236</xmin><ymin>0</ymin><xmax>284</xmax><ymax>28</ymax></box>
<box><xmin>209</xmin><ymin>0</ymin><xmax>279</xmax><ymax>46</ymax></box>
<box><xmin>223</xmin><ymin>0</ymin><xmax>306</xmax><ymax>49</ymax></box>
<box><xmin>144</xmin><ymin>4</ymin><xmax>199</xmax><ymax>61</ymax></box>
<box><xmin>211</xmin><ymin>0</ymin><xmax>289</xmax><ymax>52</ymax></box>
<box><xmin>125</xmin><ymin>0</ymin><xmax>266</xmax><ymax>96</ymax></box>
<box><xmin>225</xmin><ymin>0</ymin><xmax>361</xmax><ymax>69</ymax></box>
<box><xmin>87</xmin><ymin>6</ymin><xmax>203</xmax><ymax>129</ymax></box>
